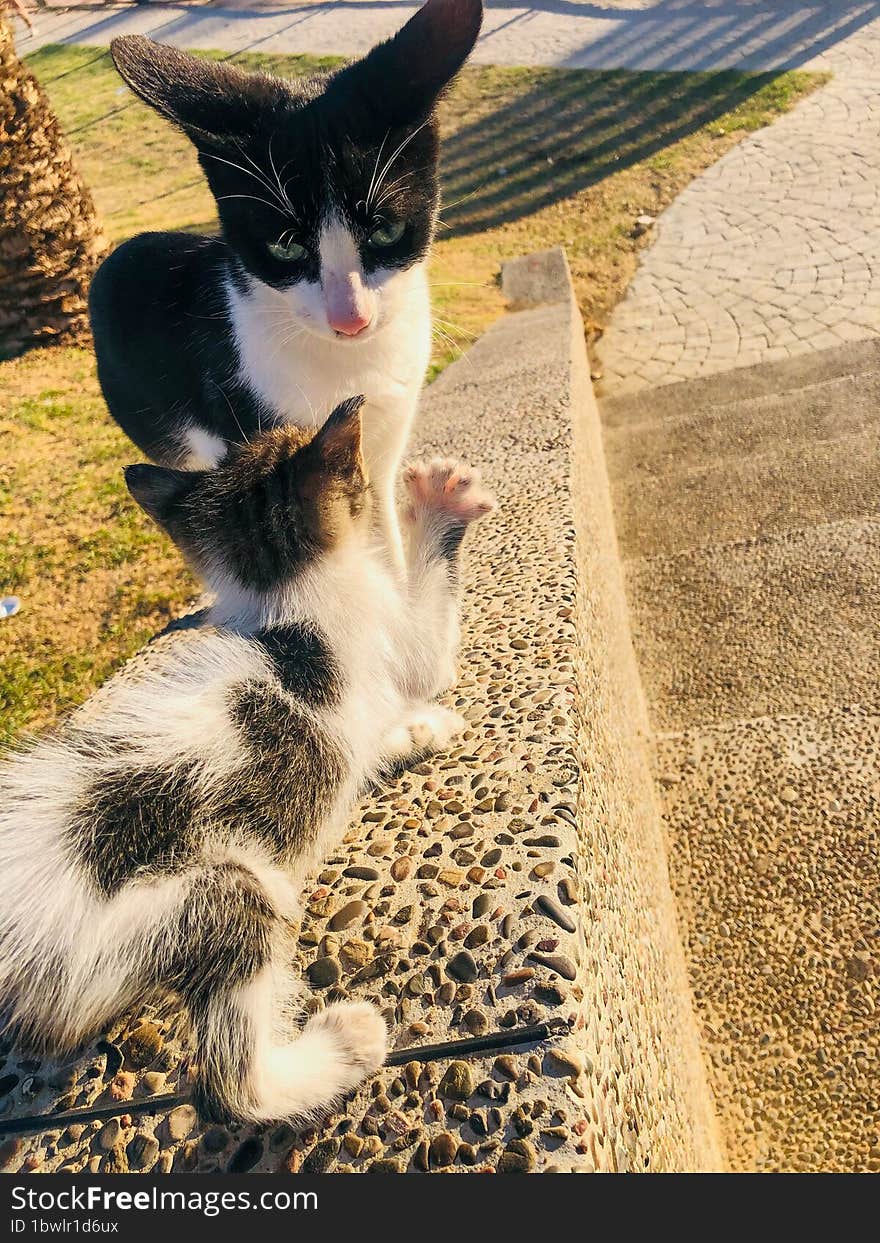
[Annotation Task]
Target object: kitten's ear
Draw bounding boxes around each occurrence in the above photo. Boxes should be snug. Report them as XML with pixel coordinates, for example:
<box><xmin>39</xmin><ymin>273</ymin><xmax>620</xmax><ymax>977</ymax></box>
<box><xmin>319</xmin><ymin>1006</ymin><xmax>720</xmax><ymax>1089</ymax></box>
<box><xmin>125</xmin><ymin>463</ymin><xmax>199</xmax><ymax>525</ymax></box>
<box><xmin>110</xmin><ymin>37</ymin><xmax>287</xmax><ymax>145</ymax></box>
<box><xmin>333</xmin><ymin>0</ymin><xmax>483</xmax><ymax>123</ymax></box>
<box><xmin>312</xmin><ymin>395</ymin><xmax>366</xmax><ymax>477</ymax></box>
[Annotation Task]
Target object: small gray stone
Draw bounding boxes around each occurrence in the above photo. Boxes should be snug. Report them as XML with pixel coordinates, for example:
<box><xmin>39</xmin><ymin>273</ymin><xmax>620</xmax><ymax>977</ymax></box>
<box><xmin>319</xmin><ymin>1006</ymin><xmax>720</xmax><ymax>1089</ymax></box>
<box><xmin>447</xmin><ymin>951</ymin><xmax>478</xmax><ymax>983</ymax></box>
<box><xmin>229</xmin><ymin>1138</ymin><xmax>264</xmax><ymax>1173</ymax></box>
<box><xmin>127</xmin><ymin>1133</ymin><xmax>159</xmax><ymax>1171</ymax></box>
<box><xmin>308</xmin><ymin>956</ymin><xmax>342</xmax><ymax>988</ymax></box>
<box><xmin>96</xmin><ymin>1119</ymin><xmax>121</xmax><ymax>1152</ymax></box>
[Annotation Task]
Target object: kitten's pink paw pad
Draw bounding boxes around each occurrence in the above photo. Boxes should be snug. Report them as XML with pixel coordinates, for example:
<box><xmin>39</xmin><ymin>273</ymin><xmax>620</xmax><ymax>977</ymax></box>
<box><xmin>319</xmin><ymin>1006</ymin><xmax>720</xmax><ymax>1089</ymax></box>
<box><xmin>403</xmin><ymin>457</ymin><xmax>495</xmax><ymax>524</ymax></box>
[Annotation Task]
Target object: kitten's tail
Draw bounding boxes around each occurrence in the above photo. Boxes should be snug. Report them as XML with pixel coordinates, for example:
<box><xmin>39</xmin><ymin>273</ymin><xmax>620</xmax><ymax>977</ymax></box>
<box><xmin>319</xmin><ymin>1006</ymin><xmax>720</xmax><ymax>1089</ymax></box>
<box><xmin>168</xmin><ymin>861</ymin><xmax>387</xmax><ymax>1123</ymax></box>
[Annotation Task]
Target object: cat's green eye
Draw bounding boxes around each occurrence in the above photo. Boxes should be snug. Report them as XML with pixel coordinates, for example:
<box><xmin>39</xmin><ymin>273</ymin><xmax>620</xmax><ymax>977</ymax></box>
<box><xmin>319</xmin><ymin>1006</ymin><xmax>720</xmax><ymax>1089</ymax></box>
<box><xmin>267</xmin><ymin>239</ymin><xmax>307</xmax><ymax>262</ymax></box>
<box><xmin>368</xmin><ymin>219</ymin><xmax>406</xmax><ymax>249</ymax></box>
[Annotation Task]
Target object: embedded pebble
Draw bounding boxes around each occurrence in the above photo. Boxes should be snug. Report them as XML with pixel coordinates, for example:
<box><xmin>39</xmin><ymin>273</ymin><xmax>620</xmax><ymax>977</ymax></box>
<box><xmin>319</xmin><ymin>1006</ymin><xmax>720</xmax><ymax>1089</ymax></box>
<box><xmin>463</xmin><ymin>1009</ymin><xmax>488</xmax><ymax>1036</ymax></box>
<box><xmin>536</xmin><ymin>895</ymin><xmax>576</xmax><ymax>934</ymax></box>
<box><xmin>447</xmin><ymin>951</ymin><xmax>478</xmax><ymax>983</ymax></box>
<box><xmin>121</xmin><ymin>1023</ymin><xmax>162</xmax><ymax>1070</ymax></box>
<box><xmin>329</xmin><ymin>901</ymin><xmax>368</xmax><ymax>931</ymax></box>
<box><xmin>545</xmin><ymin>1048</ymin><xmax>584</xmax><ymax>1079</ymax></box>
<box><xmin>229</xmin><ymin>1138</ymin><xmax>264</xmax><ymax>1173</ymax></box>
<box><xmin>390</xmin><ymin>857</ymin><xmax>412</xmax><ymax>882</ymax></box>
<box><xmin>368</xmin><ymin>1157</ymin><xmax>402</xmax><ymax>1173</ymax></box>
<box><xmin>127</xmin><ymin>1133</ymin><xmax>159</xmax><ymax>1171</ymax></box>
<box><xmin>429</xmin><ymin>1132</ymin><xmax>458</xmax><ymax>1167</ymax></box>
<box><xmin>494</xmin><ymin>1055</ymin><xmax>519</xmax><ymax>1081</ymax></box>
<box><xmin>307</xmin><ymin>956</ymin><xmax>342</xmax><ymax>988</ymax></box>
<box><xmin>439</xmin><ymin>1061</ymin><xmax>474</xmax><ymax>1101</ymax></box>
<box><xmin>201</xmin><ymin>1127</ymin><xmax>229</xmax><ymax>1154</ymax></box>
<box><xmin>527</xmin><ymin>952</ymin><xmax>577</xmax><ymax>980</ymax></box>
<box><xmin>497</xmin><ymin>1139</ymin><xmax>536</xmax><ymax>1173</ymax></box>
<box><xmin>96</xmin><ymin>1119</ymin><xmax>122</xmax><ymax>1152</ymax></box>
<box><xmin>167</xmin><ymin>1104</ymin><xmax>197</xmax><ymax>1141</ymax></box>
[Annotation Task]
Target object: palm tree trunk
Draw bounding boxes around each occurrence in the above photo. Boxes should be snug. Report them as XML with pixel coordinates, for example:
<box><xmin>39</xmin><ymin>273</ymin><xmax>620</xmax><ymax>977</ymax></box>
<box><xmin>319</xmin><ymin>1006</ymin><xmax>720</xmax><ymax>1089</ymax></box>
<box><xmin>0</xmin><ymin>16</ymin><xmax>105</xmax><ymax>356</ymax></box>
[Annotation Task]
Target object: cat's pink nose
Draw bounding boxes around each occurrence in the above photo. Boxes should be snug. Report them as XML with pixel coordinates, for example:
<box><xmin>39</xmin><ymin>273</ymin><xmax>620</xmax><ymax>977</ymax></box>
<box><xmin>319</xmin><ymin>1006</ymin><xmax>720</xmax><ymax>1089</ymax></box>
<box><xmin>328</xmin><ymin>309</ymin><xmax>372</xmax><ymax>337</ymax></box>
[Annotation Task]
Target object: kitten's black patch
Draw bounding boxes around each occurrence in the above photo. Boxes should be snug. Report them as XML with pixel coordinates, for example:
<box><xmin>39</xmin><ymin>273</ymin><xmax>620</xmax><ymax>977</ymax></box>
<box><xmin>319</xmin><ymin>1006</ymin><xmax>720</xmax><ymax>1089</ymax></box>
<box><xmin>159</xmin><ymin>859</ymin><xmax>275</xmax><ymax>1121</ymax></box>
<box><xmin>255</xmin><ymin>623</ymin><xmax>341</xmax><ymax>706</ymax></box>
<box><xmin>73</xmin><ymin>764</ymin><xmax>199</xmax><ymax>896</ymax></box>
<box><xmin>190</xmin><ymin>1005</ymin><xmax>259</xmax><ymax>1126</ymax></box>
<box><xmin>222</xmin><ymin>682</ymin><xmax>344</xmax><ymax>859</ymax></box>
<box><xmin>162</xmin><ymin>861</ymin><xmax>274</xmax><ymax>1007</ymax></box>
<box><xmin>203</xmin><ymin>448</ymin><xmax>317</xmax><ymax>592</ymax></box>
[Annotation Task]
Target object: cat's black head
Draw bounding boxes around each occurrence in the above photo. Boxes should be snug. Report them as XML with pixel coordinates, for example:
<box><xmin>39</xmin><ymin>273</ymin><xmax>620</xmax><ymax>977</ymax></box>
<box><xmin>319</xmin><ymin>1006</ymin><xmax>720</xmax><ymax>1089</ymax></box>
<box><xmin>111</xmin><ymin>0</ymin><xmax>482</xmax><ymax>342</ymax></box>
<box><xmin>125</xmin><ymin>396</ymin><xmax>369</xmax><ymax>594</ymax></box>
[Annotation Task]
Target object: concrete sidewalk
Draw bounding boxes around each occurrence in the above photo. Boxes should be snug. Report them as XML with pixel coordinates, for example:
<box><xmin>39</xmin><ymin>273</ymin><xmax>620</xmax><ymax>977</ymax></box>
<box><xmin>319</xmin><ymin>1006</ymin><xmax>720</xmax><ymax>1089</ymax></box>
<box><xmin>17</xmin><ymin>0</ymin><xmax>878</xmax><ymax>72</ymax></box>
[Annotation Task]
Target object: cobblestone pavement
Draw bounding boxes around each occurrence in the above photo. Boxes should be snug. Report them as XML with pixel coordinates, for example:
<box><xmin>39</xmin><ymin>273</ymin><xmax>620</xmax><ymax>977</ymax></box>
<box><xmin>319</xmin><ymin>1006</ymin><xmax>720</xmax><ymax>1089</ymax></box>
<box><xmin>20</xmin><ymin>1</ymin><xmax>880</xmax><ymax>393</ymax></box>
<box><xmin>597</xmin><ymin>7</ymin><xmax>880</xmax><ymax>393</ymax></box>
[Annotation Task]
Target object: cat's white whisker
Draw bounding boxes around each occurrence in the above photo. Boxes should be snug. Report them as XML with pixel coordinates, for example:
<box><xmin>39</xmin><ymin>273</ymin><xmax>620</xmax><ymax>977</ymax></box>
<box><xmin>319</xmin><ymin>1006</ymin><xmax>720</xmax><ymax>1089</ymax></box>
<box><xmin>369</xmin><ymin>120</ymin><xmax>430</xmax><ymax>214</ymax></box>
<box><xmin>215</xmin><ymin>193</ymin><xmax>290</xmax><ymax>216</ymax></box>
<box><xmin>364</xmin><ymin>129</ymin><xmax>390</xmax><ymax>215</ymax></box>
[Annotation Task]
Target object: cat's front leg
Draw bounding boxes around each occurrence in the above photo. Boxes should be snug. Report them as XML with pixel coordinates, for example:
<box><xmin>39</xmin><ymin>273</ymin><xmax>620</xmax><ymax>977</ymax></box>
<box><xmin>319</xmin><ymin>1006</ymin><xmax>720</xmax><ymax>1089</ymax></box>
<box><xmin>361</xmin><ymin>384</ymin><xmax>420</xmax><ymax>580</ymax></box>
<box><xmin>399</xmin><ymin>457</ymin><xmax>495</xmax><ymax>699</ymax></box>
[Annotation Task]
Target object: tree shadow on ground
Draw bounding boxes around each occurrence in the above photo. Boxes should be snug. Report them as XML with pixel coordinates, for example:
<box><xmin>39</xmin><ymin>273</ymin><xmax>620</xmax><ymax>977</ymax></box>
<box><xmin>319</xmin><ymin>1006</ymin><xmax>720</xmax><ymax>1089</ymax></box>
<box><xmin>437</xmin><ymin>66</ymin><xmax>794</xmax><ymax>238</ymax></box>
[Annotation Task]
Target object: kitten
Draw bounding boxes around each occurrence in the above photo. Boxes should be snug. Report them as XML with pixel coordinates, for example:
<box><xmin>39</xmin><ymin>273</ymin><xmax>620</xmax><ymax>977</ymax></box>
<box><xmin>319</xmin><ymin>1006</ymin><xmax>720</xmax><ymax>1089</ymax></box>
<box><xmin>0</xmin><ymin>397</ymin><xmax>494</xmax><ymax>1122</ymax></box>
<box><xmin>88</xmin><ymin>0</ymin><xmax>483</xmax><ymax>572</ymax></box>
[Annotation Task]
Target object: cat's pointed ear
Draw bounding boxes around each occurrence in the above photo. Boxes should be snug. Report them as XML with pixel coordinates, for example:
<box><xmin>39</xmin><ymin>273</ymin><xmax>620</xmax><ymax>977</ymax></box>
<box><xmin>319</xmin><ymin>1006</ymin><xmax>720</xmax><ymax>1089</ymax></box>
<box><xmin>312</xmin><ymin>395</ymin><xmax>366</xmax><ymax>477</ymax></box>
<box><xmin>125</xmin><ymin>463</ymin><xmax>198</xmax><ymax>525</ymax></box>
<box><xmin>111</xmin><ymin>36</ymin><xmax>286</xmax><ymax>145</ymax></box>
<box><xmin>333</xmin><ymin>0</ymin><xmax>483</xmax><ymax>124</ymax></box>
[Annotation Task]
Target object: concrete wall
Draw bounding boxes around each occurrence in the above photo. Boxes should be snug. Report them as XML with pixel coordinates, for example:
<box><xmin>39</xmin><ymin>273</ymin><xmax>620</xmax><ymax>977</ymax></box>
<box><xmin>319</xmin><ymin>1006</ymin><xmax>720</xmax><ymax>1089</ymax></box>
<box><xmin>499</xmin><ymin>249</ymin><xmax>724</xmax><ymax>1170</ymax></box>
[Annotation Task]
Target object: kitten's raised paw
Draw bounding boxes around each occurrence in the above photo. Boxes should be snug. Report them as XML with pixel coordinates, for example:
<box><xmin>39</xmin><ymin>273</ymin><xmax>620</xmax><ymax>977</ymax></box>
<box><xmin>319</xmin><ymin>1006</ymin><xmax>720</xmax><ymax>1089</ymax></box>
<box><xmin>403</xmin><ymin>457</ymin><xmax>495</xmax><ymax>525</ymax></box>
<box><xmin>305</xmin><ymin>1001</ymin><xmax>388</xmax><ymax>1078</ymax></box>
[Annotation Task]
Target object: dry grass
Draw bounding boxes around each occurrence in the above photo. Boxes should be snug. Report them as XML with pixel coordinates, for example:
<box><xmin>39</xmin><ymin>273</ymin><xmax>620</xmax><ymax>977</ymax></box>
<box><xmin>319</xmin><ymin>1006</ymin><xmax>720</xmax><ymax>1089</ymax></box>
<box><xmin>0</xmin><ymin>45</ymin><xmax>823</xmax><ymax>740</ymax></box>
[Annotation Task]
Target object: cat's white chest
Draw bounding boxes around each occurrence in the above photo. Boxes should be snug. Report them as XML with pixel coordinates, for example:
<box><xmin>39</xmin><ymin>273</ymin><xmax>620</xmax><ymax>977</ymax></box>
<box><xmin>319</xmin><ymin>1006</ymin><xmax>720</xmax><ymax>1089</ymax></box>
<box><xmin>226</xmin><ymin>267</ymin><xmax>432</xmax><ymax>433</ymax></box>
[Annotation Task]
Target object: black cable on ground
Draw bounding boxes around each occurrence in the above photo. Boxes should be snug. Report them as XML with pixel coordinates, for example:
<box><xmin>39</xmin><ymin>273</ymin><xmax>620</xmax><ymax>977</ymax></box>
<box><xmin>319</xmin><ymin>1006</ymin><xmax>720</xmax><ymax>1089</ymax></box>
<box><xmin>0</xmin><ymin>1017</ymin><xmax>571</xmax><ymax>1138</ymax></box>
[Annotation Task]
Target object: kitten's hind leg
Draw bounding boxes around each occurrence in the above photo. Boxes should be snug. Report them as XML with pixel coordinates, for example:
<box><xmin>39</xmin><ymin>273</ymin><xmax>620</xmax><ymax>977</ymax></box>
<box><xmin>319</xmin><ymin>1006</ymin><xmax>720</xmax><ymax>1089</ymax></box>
<box><xmin>382</xmin><ymin>705</ymin><xmax>466</xmax><ymax>767</ymax></box>
<box><xmin>155</xmin><ymin>860</ymin><xmax>386</xmax><ymax>1123</ymax></box>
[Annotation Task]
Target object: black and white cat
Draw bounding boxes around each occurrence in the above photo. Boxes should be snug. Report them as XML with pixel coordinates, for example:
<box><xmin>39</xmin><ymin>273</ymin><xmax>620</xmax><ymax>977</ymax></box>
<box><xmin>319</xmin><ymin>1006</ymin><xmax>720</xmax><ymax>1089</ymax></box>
<box><xmin>89</xmin><ymin>0</ymin><xmax>483</xmax><ymax>571</ymax></box>
<box><xmin>0</xmin><ymin>397</ymin><xmax>495</xmax><ymax>1122</ymax></box>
